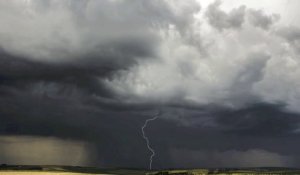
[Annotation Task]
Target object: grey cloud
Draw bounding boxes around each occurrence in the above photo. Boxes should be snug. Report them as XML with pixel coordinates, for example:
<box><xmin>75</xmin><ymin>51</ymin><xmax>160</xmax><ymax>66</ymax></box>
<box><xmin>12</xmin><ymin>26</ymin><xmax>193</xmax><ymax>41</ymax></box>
<box><xmin>247</xmin><ymin>9</ymin><xmax>279</xmax><ymax>30</ymax></box>
<box><xmin>145</xmin><ymin>107</ymin><xmax>300</xmax><ymax>169</ymax></box>
<box><xmin>0</xmin><ymin>79</ymin><xmax>159</xmax><ymax>168</ymax></box>
<box><xmin>1</xmin><ymin>0</ymin><xmax>300</xmax><ymax>169</ymax></box>
<box><xmin>2</xmin><ymin>0</ymin><xmax>292</xmax><ymax>112</ymax></box>
<box><xmin>156</xmin><ymin>103</ymin><xmax>300</xmax><ymax>137</ymax></box>
<box><xmin>0</xmin><ymin>0</ymin><xmax>201</xmax><ymax>101</ymax></box>
<box><xmin>279</xmin><ymin>26</ymin><xmax>300</xmax><ymax>42</ymax></box>
<box><xmin>0</xmin><ymin>0</ymin><xmax>199</xmax><ymax>63</ymax></box>
<box><xmin>278</xmin><ymin>26</ymin><xmax>300</xmax><ymax>52</ymax></box>
<box><xmin>0</xmin><ymin>50</ymin><xmax>116</xmax><ymax>99</ymax></box>
<box><xmin>225</xmin><ymin>52</ymin><xmax>270</xmax><ymax>107</ymax></box>
<box><xmin>1</xmin><ymin>96</ymin><xmax>300</xmax><ymax>168</ymax></box>
<box><xmin>205</xmin><ymin>0</ymin><xmax>246</xmax><ymax>31</ymax></box>
<box><xmin>213</xmin><ymin>103</ymin><xmax>300</xmax><ymax>136</ymax></box>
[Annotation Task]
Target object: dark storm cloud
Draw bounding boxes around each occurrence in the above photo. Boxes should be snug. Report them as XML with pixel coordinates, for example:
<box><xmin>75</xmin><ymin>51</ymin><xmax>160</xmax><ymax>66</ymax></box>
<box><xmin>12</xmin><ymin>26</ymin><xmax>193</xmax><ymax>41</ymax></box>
<box><xmin>0</xmin><ymin>46</ymin><xmax>159</xmax><ymax>167</ymax></box>
<box><xmin>0</xmin><ymin>85</ymin><xmax>154</xmax><ymax>167</ymax></box>
<box><xmin>0</xmin><ymin>50</ymin><xmax>114</xmax><ymax>98</ymax></box>
<box><xmin>0</xmin><ymin>0</ymin><xmax>200</xmax><ymax>105</ymax></box>
<box><xmin>1</xmin><ymin>85</ymin><xmax>300</xmax><ymax>168</ymax></box>
<box><xmin>154</xmin><ymin>103</ymin><xmax>300</xmax><ymax>139</ymax></box>
<box><xmin>141</xmin><ymin>104</ymin><xmax>300</xmax><ymax>169</ymax></box>
<box><xmin>213</xmin><ymin>103</ymin><xmax>300</xmax><ymax>136</ymax></box>
<box><xmin>1</xmin><ymin>0</ymin><xmax>300</xmax><ymax>170</ymax></box>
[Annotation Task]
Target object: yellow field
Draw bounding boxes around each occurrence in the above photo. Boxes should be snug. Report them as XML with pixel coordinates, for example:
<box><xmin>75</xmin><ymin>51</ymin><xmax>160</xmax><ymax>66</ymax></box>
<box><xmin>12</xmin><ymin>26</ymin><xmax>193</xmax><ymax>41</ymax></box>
<box><xmin>0</xmin><ymin>172</ymin><xmax>112</xmax><ymax>175</ymax></box>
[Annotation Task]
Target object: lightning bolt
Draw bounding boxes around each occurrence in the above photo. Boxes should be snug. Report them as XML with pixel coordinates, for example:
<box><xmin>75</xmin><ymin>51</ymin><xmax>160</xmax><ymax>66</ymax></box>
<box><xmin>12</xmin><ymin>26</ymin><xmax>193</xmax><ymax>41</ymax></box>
<box><xmin>141</xmin><ymin>111</ymin><xmax>161</xmax><ymax>170</ymax></box>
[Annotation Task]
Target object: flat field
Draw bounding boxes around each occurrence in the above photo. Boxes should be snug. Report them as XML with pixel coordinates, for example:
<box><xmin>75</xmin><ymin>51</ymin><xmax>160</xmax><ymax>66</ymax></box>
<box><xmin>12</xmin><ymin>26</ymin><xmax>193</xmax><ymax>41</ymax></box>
<box><xmin>2</xmin><ymin>166</ymin><xmax>300</xmax><ymax>175</ymax></box>
<box><xmin>0</xmin><ymin>165</ymin><xmax>146</xmax><ymax>175</ymax></box>
<box><xmin>0</xmin><ymin>172</ymin><xmax>111</xmax><ymax>175</ymax></box>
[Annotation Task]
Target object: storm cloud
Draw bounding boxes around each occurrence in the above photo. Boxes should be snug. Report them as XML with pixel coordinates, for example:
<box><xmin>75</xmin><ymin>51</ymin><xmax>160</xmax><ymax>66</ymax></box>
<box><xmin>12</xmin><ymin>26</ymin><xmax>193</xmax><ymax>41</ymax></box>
<box><xmin>1</xmin><ymin>0</ymin><xmax>300</xmax><ymax>169</ymax></box>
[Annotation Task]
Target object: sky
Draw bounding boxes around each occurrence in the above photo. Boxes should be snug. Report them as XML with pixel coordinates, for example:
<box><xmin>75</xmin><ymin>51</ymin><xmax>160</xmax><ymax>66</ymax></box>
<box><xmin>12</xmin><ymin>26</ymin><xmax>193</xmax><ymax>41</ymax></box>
<box><xmin>1</xmin><ymin>0</ymin><xmax>300</xmax><ymax>169</ymax></box>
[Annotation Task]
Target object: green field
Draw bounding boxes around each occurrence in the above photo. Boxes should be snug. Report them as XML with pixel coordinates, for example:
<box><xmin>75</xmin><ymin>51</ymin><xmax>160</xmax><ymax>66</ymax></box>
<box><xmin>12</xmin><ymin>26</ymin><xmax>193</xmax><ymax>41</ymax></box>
<box><xmin>1</xmin><ymin>165</ymin><xmax>300</xmax><ymax>175</ymax></box>
<box><xmin>147</xmin><ymin>168</ymin><xmax>300</xmax><ymax>175</ymax></box>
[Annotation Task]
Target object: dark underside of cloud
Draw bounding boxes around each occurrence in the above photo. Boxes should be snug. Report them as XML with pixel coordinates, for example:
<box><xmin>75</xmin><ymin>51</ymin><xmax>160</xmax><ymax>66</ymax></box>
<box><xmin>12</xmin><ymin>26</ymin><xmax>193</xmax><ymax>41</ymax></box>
<box><xmin>1</xmin><ymin>59</ymin><xmax>300</xmax><ymax>168</ymax></box>
<box><xmin>1</xmin><ymin>0</ymin><xmax>300</xmax><ymax>169</ymax></box>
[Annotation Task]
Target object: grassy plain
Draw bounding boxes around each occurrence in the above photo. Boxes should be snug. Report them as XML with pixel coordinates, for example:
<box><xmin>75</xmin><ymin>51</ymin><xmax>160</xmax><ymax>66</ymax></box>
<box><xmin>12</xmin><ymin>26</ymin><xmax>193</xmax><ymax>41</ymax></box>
<box><xmin>1</xmin><ymin>165</ymin><xmax>300</xmax><ymax>175</ymax></box>
<box><xmin>0</xmin><ymin>172</ymin><xmax>111</xmax><ymax>175</ymax></box>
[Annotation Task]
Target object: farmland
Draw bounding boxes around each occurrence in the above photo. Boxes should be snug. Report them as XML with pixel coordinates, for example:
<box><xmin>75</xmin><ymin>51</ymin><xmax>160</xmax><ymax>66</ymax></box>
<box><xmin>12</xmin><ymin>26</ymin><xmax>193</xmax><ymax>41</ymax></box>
<box><xmin>1</xmin><ymin>165</ymin><xmax>300</xmax><ymax>175</ymax></box>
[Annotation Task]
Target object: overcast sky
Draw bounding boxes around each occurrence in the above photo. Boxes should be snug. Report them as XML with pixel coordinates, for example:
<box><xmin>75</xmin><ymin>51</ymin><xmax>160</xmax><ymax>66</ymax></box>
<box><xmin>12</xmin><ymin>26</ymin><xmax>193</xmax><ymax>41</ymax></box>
<box><xmin>1</xmin><ymin>0</ymin><xmax>300</xmax><ymax>169</ymax></box>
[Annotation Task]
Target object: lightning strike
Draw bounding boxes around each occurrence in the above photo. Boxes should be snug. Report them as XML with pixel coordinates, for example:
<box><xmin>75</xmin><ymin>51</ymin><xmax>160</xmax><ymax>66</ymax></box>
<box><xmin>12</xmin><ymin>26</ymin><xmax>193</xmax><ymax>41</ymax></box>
<box><xmin>141</xmin><ymin>111</ymin><xmax>160</xmax><ymax>170</ymax></box>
